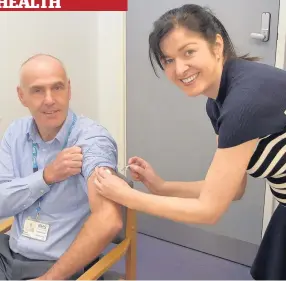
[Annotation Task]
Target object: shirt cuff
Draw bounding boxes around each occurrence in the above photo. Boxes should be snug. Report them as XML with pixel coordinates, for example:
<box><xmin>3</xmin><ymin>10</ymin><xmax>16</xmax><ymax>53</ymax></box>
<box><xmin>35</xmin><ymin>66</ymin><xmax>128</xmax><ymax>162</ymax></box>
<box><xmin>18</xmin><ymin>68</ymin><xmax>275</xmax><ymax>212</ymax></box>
<box><xmin>28</xmin><ymin>169</ymin><xmax>51</xmax><ymax>200</ymax></box>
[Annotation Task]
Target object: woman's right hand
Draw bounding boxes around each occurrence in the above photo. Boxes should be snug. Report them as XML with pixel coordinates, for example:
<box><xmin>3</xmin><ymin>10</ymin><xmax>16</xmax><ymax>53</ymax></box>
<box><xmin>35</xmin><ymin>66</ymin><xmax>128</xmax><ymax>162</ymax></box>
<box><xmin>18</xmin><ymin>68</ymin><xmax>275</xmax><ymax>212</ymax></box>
<box><xmin>128</xmin><ymin>156</ymin><xmax>165</xmax><ymax>194</ymax></box>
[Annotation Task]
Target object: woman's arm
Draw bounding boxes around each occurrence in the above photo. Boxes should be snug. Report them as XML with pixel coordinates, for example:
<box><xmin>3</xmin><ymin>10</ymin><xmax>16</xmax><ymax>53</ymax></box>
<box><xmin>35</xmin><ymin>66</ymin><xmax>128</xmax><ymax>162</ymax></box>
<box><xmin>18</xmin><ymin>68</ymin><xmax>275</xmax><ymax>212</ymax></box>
<box><xmin>118</xmin><ymin>138</ymin><xmax>257</xmax><ymax>224</ymax></box>
<box><xmin>159</xmin><ymin>180</ymin><xmax>204</xmax><ymax>198</ymax></box>
<box><xmin>154</xmin><ymin>135</ymin><xmax>247</xmax><ymax>200</ymax></box>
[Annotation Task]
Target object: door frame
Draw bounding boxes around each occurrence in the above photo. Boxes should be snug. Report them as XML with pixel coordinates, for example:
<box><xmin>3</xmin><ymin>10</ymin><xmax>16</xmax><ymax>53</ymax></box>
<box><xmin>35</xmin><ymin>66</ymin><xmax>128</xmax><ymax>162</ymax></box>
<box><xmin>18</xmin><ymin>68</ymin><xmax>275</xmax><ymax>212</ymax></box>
<box><xmin>263</xmin><ymin>0</ymin><xmax>286</xmax><ymax>236</ymax></box>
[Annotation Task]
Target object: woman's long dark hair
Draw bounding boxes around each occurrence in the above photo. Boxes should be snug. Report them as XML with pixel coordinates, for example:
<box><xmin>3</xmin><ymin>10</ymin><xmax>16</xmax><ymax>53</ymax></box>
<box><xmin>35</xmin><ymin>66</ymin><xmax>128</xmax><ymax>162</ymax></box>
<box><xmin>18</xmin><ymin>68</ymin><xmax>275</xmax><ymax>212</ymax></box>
<box><xmin>149</xmin><ymin>4</ymin><xmax>259</xmax><ymax>76</ymax></box>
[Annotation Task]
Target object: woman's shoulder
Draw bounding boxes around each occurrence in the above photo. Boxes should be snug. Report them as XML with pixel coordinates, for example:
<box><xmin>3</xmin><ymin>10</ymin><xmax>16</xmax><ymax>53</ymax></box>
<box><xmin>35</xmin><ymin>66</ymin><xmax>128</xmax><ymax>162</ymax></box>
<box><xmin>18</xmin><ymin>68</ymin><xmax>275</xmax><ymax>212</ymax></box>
<box><xmin>226</xmin><ymin>58</ymin><xmax>286</xmax><ymax>87</ymax></box>
<box><xmin>213</xmin><ymin>59</ymin><xmax>286</xmax><ymax>148</ymax></box>
<box><xmin>221</xmin><ymin>59</ymin><xmax>286</xmax><ymax>107</ymax></box>
<box><xmin>227</xmin><ymin>57</ymin><xmax>285</xmax><ymax>73</ymax></box>
<box><xmin>210</xmin><ymin>59</ymin><xmax>286</xmax><ymax>119</ymax></box>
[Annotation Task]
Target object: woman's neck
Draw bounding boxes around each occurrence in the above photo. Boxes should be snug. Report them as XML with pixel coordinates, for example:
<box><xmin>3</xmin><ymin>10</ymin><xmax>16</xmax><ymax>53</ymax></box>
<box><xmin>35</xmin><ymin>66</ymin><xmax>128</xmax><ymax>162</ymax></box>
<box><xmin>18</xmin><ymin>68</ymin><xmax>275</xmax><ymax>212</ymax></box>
<box><xmin>203</xmin><ymin>61</ymin><xmax>224</xmax><ymax>100</ymax></box>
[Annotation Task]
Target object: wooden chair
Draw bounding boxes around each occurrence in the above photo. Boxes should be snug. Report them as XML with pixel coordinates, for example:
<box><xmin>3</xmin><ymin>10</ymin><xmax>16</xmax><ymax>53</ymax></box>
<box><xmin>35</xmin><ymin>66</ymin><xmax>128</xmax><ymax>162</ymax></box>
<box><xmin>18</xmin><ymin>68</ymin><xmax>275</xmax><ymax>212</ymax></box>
<box><xmin>0</xmin><ymin>173</ymin><xmax>137</xmax><ymax>280</ymax></box>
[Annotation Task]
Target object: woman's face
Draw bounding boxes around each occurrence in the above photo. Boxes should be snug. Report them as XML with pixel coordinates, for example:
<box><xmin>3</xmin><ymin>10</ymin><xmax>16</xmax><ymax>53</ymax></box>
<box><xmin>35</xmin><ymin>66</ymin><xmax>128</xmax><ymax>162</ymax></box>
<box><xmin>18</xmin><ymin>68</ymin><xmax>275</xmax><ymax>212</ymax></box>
<box><xmin>159</xmin><ymin>26</ymin><xmax>223</xmax><ymax>98</ymax></box>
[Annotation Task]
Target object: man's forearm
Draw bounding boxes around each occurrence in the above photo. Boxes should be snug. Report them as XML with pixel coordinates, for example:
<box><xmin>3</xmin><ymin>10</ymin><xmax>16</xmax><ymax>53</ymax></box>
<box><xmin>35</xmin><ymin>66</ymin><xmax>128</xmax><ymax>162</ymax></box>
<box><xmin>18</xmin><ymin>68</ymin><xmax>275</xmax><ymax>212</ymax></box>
<box><xmin>42</xmin><ymin>210</ymin><xmax>122</xmax><ymax>280</ymax></box>
<box><xmin>0</xmin><ymin>169</ymin><xmax>50</xmax><ymax>218</ymax></box>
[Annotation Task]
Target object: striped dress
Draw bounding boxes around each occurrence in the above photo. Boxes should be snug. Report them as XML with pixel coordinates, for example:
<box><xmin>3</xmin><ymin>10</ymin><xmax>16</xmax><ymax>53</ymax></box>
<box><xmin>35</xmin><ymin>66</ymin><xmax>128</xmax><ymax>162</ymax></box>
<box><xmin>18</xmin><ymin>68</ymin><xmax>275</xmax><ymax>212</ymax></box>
<box><xmin>247</xmin><ymin>130</ymin><xmax>286</xmax><ymax>204</ymax></box>
<box><xmin>206</xmin><ymin>58</ymin><xmax>286</xmax><ymax>280</ymax></box>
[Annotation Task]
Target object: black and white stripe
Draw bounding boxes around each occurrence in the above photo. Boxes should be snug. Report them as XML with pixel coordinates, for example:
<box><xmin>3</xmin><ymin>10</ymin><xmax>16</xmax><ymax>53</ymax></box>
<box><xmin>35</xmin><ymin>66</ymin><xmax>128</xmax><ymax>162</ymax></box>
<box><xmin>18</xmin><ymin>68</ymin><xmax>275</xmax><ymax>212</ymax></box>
<box><xmin>247</xmin><ymin>129</ymin><xmax>286</xmax><ymax>204</ymax></box>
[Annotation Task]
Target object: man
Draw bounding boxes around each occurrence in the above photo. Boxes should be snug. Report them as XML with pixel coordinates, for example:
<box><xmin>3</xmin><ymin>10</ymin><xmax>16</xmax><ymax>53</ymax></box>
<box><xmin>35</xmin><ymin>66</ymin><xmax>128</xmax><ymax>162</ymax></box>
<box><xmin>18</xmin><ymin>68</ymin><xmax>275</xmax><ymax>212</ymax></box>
<box><xmin>0</xmin><ymin>54</ymin><xmax>123</xmax><ymax>280</ymax></box>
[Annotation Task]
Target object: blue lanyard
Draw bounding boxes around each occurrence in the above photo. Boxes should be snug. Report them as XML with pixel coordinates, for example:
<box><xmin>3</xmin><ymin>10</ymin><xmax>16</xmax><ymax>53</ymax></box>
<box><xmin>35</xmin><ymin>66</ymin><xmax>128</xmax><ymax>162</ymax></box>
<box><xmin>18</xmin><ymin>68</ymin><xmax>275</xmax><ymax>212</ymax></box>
<box><xmin>32</xmin><ymin>113</ymin><xmax>77</xmax><ymax>219</ymax></box>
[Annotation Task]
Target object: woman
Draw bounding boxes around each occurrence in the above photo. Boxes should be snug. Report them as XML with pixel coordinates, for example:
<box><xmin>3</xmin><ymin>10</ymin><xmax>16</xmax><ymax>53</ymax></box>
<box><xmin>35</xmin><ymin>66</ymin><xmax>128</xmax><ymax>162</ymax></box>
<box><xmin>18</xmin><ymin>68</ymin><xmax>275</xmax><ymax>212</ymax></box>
<box><xmin>94</xmin><ymin>4</ymin><xmax>286</xmax><ymax>280</ymax></box>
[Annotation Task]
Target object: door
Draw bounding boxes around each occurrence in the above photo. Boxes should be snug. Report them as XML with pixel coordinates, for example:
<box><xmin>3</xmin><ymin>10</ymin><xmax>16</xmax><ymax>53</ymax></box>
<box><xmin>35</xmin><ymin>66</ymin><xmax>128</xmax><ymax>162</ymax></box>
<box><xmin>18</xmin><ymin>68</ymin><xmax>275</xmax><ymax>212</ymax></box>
<box><xmin>126</xmin><ymin>0</ymin><xmax>280</xmax><ymax>266</ymax></box>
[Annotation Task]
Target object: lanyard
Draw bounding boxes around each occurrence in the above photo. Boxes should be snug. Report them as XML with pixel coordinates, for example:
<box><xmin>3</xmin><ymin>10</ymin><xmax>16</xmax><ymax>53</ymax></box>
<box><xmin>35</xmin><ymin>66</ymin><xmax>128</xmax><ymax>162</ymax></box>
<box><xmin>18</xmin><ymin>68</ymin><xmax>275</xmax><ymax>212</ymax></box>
<box><xmin>32</xmin><ymin>113</ymin><xmax>77</xmax><ymax>220</ymax></box>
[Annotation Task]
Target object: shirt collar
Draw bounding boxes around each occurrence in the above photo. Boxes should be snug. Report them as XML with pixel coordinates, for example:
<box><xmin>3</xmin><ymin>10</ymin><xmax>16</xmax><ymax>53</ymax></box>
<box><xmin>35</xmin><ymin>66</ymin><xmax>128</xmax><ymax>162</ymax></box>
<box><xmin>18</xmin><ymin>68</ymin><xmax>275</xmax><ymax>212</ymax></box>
<box><xmin>216</xmin><ymin>58</ymin><xmax>235</xmax><ymax>106</ymax></box>
<box><xmin>27</xmin><ymin>109</ymin><xmax>75</xmax><ymax>146</ymax></box>
<box><xmin>27</xmin><ymin>119</ymin><xmax>41</xmax><ymax>144</ymax></box>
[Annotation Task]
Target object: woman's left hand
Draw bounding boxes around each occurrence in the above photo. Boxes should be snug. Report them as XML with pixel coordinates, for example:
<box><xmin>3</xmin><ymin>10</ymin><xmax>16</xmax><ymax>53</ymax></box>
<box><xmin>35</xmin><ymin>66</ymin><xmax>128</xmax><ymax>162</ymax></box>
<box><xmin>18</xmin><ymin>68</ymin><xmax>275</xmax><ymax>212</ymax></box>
<box><xmin>93</xmin><ymin>167</ymin><xmax>132</xmax><ymax>203</ymax></box>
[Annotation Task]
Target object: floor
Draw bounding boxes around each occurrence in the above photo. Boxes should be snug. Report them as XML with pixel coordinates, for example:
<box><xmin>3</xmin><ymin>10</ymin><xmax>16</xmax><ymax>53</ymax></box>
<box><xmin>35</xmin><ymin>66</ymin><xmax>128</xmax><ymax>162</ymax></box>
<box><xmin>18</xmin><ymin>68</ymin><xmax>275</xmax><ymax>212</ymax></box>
<box><xmin>105</xmin><ymin>233</ymin><xmax>253</xmax><ymax>280</ymax></box>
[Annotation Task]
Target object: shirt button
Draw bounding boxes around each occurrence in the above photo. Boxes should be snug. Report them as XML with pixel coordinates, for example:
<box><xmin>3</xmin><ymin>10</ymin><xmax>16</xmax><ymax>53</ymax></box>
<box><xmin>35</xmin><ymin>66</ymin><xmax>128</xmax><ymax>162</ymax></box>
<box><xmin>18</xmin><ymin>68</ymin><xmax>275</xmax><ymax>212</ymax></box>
<box><xmin>23</xmin><ymin>205</ymin><xmax>26</xmax><ymax>208</ymax></box>
<box><xmin>40</xmin><ymin>190</ymin><xmax>44</xmax><ymax>193</ymax></box>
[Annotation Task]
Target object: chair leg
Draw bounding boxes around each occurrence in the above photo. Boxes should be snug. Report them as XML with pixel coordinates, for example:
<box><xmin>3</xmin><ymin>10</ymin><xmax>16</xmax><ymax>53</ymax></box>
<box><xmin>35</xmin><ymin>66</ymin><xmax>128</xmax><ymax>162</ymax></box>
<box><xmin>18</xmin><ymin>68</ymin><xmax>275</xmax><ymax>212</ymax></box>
<box><xmin>125</xmin><ymin>210</ymin><xmax>136</xmax><ymax>280</ymax></box>
<box><xmin>125</xmin><ymin>236</ymin><xmax>136</xmax><ymax>280</ymax></box>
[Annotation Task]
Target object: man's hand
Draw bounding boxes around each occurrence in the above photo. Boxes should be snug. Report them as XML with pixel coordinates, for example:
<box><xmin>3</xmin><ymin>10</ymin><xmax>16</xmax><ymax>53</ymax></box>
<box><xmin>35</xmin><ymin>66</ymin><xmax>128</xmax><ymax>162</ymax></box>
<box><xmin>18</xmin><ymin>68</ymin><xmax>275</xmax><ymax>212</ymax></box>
<box><xmin>43</xmin><ymin>146</ymin><xmax>83</xmax><ymax>184</ymax></box>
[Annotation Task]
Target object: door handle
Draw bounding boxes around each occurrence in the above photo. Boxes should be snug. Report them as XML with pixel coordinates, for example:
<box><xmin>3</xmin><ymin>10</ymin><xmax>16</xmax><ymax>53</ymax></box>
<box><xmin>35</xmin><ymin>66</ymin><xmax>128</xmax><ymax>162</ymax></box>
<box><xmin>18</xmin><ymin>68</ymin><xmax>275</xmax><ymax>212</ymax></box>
<box><xmin>250</xmin><ymin>12</ymin><xmax>271</xmax><ymax>42</ymax></box>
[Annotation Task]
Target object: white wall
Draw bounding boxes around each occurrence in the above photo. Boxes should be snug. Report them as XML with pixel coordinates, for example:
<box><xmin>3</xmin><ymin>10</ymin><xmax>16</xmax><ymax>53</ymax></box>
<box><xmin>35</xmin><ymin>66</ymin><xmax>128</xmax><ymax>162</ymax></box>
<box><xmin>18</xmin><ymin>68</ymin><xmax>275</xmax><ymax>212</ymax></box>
<box><xmin>0</xmin><ymin>11</ymin><xmax>125</xmax><ymax>170</ymax></box>
<box><xmin>95</xmin><ymin>12</ymin><xmax>126</xmax><ymax>170</ymax></box>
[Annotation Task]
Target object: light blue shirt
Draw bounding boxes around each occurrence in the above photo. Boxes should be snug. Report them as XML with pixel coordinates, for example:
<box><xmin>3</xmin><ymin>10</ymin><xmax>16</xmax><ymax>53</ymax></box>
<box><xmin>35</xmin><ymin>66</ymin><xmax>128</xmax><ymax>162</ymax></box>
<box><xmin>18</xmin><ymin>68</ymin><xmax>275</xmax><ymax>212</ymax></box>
<box><xmin>0</xmin><ymin>109</ymin><xmax>118</xmax><ymax>260</ymax></box>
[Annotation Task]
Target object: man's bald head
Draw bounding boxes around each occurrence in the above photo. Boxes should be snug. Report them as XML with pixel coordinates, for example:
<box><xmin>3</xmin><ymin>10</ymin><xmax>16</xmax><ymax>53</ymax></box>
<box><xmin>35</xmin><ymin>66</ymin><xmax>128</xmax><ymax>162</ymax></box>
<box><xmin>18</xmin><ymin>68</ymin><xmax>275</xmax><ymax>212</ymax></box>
<box><xmin>19</xmin><ymin>54</ymin><xmax>68</xmax><ymax>88</ymax></box>
<box><xmin>17</xmin><ymin>54</ymin><xmax>71</xmax><ymax>134</ymax></box>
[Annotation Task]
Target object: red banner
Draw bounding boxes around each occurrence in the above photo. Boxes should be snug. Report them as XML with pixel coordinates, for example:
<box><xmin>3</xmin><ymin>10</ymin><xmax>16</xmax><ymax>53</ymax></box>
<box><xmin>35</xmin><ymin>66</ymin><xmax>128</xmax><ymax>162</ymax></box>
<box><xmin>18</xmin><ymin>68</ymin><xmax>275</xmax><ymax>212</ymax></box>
<box><xmin>0</xmin><ymin>0</ymin><xmax>127</xmax><ymax>11</ymax></box>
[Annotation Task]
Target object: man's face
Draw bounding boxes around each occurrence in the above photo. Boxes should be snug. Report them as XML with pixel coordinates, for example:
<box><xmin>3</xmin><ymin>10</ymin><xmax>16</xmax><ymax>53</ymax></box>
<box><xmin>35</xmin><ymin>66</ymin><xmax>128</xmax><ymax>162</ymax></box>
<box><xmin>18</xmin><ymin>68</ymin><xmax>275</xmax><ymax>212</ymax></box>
<box><xmin>17</xmin><ymin>57</ymin><xmax>71</xmax><ymax>132</ymax></box>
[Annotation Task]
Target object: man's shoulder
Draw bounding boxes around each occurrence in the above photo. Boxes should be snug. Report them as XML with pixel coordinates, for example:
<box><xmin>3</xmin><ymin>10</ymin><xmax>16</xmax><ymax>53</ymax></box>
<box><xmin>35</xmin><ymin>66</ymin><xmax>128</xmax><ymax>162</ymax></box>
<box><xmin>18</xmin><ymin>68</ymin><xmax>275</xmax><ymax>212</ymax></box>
<box><xmin>76</xmin><ymin>114</ymin><xmax>98</xmax><ymax>128</ymax></box>
<box><xmin>5</xmin><ymin>116</ymin><xmax>33</xmax><ymax>138</ymax></box>
<box><xmin>73</xmin><ymin>113</ymin><xmax>118</xmax><ymax>162</ymax></box>
<box><xmin>75</xmin><ymin>114</ymin><xmax>114</xmax><ymax>139</ymax></box>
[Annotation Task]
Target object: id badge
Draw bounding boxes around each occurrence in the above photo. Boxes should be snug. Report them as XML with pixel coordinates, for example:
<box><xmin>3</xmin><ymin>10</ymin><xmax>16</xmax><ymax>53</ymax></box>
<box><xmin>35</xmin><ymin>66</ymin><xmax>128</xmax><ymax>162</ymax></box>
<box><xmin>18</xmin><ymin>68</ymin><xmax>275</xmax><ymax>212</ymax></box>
<box><xmin>22</xmin><ymin>217</ymin><xmax>50</xmax><ymax>242</ymax></box>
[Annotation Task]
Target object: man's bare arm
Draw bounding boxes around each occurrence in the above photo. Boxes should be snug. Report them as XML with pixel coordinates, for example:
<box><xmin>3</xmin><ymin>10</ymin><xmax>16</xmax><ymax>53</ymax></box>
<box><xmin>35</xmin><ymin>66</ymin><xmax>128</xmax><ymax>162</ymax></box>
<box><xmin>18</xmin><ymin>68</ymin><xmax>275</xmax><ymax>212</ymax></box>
<box><xmin>40</xmin><ymin>168</ymin><xmax>123</xmax><ymax>280</ymax></box>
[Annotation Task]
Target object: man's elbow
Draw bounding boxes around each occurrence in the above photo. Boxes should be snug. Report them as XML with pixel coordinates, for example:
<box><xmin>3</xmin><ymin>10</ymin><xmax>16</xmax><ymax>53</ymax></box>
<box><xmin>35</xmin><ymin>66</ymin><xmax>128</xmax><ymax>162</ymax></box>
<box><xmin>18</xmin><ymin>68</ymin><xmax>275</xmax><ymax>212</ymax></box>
<box><xmin>92</xmin><ymin>208</ymin><xmax>123</xmax><ymax>237</ymax></box>
<box><xmin>111</xmin><ymin>215</ymin><xmax>123</xmax><ymax>236</ymax></box>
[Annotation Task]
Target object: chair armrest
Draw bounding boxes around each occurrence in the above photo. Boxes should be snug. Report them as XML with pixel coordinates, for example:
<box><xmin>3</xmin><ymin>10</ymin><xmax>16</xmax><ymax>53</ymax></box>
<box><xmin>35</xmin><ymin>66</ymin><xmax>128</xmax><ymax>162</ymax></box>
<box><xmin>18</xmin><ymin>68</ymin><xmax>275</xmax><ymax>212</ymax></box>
<box><xmin>77</xmin><ymin>238</ymin><xmax>131</xmax><ymax>280</ymax></box>
<box><xmin>0</xmin><ymin>217</ymin><xmax>14</xmax><ymax>233</ymax></box>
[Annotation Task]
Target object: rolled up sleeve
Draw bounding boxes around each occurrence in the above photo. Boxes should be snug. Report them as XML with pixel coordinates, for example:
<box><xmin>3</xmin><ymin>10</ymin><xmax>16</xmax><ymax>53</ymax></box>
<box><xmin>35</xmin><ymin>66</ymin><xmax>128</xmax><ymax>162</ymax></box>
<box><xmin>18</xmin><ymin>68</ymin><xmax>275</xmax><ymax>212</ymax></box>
<box><xmin>80</xmin><ymin>123</ymin><xmax>118</xmax><ymax>184</ymax></box>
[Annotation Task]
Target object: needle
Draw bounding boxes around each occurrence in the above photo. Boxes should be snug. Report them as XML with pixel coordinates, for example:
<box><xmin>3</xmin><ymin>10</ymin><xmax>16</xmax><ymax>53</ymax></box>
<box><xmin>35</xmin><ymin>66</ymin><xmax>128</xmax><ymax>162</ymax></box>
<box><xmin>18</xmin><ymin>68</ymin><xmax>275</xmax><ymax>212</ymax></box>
<box><xmin>120</xmin><ymin>165</ymin><xmax>130</xmax><ymax>172</ymax></box>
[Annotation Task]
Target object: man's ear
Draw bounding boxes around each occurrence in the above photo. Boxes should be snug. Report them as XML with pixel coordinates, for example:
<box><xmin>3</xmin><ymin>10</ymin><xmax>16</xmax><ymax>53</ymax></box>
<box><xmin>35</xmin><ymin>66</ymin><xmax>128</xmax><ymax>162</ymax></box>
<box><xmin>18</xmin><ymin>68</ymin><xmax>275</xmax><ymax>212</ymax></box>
<box><xmin>17</xmin><ymin>86</ymin><xmax>27</xmax><ymax>107</ymax></box>
<box><xmin>68</xmin><ymin>79</ymin><xmax>71</xmax><ymax>100</ymax></box>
